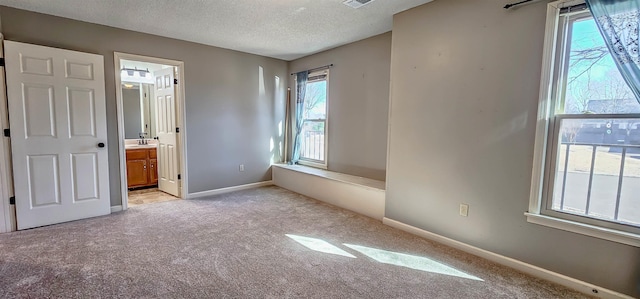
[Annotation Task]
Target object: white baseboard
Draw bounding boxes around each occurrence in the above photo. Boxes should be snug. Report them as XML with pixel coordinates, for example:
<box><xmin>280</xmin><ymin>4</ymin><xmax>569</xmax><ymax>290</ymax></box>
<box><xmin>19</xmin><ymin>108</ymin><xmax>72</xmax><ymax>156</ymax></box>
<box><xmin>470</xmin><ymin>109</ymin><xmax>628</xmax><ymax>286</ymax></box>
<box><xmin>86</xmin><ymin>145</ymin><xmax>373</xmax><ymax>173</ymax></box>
<box><xmin>186</xmin><ymin>181</ymin><xmax>273</xmax><ymax>199</ymax></box>
<box><xmin>383</xmin><ymin>217</ymin><xmax>633</xmax><ymax>299</ymax></box>
<box><xmin>110</xmin><ymin>205</ymin><xmax>123</xmax><ymax>213</ymax></box>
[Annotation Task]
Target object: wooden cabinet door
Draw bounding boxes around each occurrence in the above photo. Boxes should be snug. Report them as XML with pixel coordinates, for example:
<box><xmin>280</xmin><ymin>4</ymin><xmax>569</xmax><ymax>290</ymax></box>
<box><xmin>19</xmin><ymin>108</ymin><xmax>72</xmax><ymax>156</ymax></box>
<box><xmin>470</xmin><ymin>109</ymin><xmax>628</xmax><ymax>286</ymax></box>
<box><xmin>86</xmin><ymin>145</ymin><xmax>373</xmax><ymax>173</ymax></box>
<box><xmin>149</xmin><ymin>159</ymin><xmax>158</xmax><ymax>185</ymax></box>
<box><xmin>126</xmin><ymin>159</ymin><xmax>148</xmax><ymax>188</ymax></box>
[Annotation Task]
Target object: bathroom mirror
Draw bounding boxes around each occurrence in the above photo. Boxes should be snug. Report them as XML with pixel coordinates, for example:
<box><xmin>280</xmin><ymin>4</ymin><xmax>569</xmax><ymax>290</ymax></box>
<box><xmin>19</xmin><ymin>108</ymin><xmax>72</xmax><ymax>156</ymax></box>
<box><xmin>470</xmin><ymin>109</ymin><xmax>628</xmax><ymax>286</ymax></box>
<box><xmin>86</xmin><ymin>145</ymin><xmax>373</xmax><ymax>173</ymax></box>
<box><xmin>122</xmin><ymin>82</ymin><xmax>156</xmax><ymax>139</ymax></box>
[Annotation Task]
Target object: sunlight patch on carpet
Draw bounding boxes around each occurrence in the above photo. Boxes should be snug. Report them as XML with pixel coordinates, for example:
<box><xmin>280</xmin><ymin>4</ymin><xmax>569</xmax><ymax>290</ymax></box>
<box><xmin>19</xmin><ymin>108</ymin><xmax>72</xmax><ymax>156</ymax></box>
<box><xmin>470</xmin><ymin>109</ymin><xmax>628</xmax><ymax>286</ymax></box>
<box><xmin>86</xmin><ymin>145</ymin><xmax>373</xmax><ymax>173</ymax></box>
<box><xmin>343</xmin><ymin>244</ymin><xmax>483</xmax><ymax>281</ymax></box>
<box><xmin>286</xmin><ymin>234</ymin><xmax>356</xmax><ymax>258</ymax></box>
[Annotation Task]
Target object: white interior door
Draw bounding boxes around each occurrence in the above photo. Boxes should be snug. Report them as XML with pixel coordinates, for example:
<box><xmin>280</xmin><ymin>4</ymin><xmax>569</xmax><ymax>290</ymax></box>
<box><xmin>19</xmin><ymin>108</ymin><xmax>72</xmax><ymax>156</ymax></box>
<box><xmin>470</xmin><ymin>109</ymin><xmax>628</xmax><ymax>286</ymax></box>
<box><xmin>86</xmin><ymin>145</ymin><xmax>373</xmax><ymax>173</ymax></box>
<box><xmin>4</xmin><ymin>41</ymin><xmax>110</xmax><ymax>230</ymax></box>
<box><xmin>154</xmin><ymin>67</ymin><xmax>180</xmax><ymax>197</ymax></box>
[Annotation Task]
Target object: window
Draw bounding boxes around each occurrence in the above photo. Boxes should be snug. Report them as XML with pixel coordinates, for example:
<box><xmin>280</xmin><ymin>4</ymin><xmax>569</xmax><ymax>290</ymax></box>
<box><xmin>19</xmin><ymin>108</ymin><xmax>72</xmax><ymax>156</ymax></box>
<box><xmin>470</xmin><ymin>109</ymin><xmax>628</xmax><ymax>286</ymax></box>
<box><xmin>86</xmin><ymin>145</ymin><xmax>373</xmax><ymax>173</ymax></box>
<box><xmin>299</xmin><ymin>70</ymin><xmax>329</xmax><ymax>168</ymax></box>
<box><xmin>528</xmin><ymin>0</ymin><xmax>640</xmax><ymax>246</ymax></box>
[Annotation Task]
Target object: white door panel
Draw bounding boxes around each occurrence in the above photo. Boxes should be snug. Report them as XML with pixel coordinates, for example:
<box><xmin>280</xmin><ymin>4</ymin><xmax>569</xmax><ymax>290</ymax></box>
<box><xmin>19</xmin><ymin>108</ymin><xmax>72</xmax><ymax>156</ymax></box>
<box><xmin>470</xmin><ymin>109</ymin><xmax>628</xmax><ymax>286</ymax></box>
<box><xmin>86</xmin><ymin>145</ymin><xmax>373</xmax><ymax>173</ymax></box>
<box><xmin>67</xmin><ymin>88</ymin><xmax>97</xmax><ymax>137</ymax></box>
<box><xmin>71</xmin><ymin>153</ymin><xmax>99</xmax><ymax>201</ymax></box>
<box><xmin>20</xmin><ymin>56</ymin><xmax>53</xmax><ymax>76</ymax></box>
<box><xmin>5</xmin><ymin>41</ymin><xmax>110</xmax><ymax>230</ymax></box>
<box><xmin>27</xmin><ymin>154</ymin><xmax>61</xmax><ymax>207</ymax></box>
<box><xmin>154</xmin><ymin>67</ymin><xmax>179</xmax><ymax>197</ymax></box>
<box><xmin>22</xmin><ymin>83</ymin><xmax>57</xmax><ymax>137</ymax></box>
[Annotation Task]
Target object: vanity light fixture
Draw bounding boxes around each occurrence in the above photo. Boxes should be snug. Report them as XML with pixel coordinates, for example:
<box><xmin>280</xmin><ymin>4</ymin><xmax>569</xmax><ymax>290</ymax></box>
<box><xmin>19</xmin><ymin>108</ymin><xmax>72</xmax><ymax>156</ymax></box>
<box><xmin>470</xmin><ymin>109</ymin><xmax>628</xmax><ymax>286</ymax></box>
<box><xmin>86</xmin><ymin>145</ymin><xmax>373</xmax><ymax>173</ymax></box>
<box><xmin>121</xmin><ymin>66</ymin><xmax>151</xmax><ymax>78</ymax></box>
<box><xmin>343</xmin><ymin>0</ymin><xmax>375</xmax><ymax>9</ymax></box>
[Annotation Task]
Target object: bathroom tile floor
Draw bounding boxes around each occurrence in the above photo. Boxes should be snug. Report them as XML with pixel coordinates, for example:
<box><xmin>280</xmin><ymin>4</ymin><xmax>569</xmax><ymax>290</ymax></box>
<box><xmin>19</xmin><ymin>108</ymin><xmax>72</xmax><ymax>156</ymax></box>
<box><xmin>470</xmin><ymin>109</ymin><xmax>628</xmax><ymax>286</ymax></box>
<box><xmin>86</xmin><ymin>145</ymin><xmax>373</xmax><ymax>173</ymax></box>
<box><xmin>128</xmin><ymin>188</ymin><xmax>180</xmax><ymax>206</ymax></box>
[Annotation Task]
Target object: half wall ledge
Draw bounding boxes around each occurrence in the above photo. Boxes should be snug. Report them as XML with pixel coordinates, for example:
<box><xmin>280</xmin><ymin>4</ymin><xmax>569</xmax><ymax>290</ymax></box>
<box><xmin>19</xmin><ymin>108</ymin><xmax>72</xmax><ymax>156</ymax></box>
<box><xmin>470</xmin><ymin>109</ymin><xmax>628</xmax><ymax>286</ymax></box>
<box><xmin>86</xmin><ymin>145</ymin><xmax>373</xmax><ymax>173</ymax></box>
<box><xmin>272</xmin><ymin>164</ymin><xmax>385</xmax><ymax>220</ymax></box>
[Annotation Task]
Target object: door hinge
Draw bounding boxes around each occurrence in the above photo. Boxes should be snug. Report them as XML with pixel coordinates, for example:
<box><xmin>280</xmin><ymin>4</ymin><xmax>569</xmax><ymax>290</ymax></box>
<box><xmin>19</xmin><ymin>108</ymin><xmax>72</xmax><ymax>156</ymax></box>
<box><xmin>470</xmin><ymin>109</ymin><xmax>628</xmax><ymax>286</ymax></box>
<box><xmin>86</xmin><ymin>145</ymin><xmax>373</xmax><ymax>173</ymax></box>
<box><xmin>0</xmin><ymin>58</ymin><xmax>5</xmax><ymax>67</ymax></box>
<box><xmin>3</xmin><ymin>129</ymin><xmax>9</xmax><ymax>137</ymax></box>
<box><xmin>9</xmin><ymin>196</ymin><xmax>15</xmax><ymax>205</ymax></box>
<box><xmin>176</xmin><ymin>127</ymin><xmax>180</xmax><ymax>133</ymax></box>
<box><xmin>177</xmin><ymin>174</ymin><xmax>181</xmax><ymax>180</ymax></box>
<box><xmin>174</xmin><ymin>78</ymin><xmax>178</xmax><ymax>85</ymax></box>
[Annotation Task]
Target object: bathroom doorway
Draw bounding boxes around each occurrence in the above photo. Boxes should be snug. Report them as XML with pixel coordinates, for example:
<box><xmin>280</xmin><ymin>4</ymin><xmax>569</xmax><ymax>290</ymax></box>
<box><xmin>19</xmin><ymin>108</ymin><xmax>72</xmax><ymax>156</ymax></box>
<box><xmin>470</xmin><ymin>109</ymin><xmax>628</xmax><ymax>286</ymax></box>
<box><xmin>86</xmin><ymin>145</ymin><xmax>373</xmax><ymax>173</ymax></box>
<box><xmin>114</xmin><ymin>53</ymin><xmax>188</xmax><ymax>209</ymax></box>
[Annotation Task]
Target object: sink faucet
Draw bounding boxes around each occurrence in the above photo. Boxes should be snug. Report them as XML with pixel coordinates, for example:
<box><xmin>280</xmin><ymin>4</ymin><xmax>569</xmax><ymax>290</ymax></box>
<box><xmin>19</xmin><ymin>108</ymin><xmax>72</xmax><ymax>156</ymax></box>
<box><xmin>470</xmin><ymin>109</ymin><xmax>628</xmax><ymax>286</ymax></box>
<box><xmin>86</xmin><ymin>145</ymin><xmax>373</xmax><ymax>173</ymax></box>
<box><xmin>138</xmin><ymin>132</ymin><xmax>148</xmax><ymax>145</ymax></box>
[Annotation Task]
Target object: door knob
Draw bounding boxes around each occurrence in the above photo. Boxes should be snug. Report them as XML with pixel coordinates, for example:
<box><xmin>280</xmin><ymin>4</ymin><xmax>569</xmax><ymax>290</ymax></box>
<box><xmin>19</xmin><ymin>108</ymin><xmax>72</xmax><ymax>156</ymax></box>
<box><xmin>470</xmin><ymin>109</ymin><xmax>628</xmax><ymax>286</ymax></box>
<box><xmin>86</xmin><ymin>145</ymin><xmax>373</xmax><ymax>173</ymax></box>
<box><xmin>97</xmin><ymin>142</ymin><xmax>105</xmax><ymax>148</ymax></box>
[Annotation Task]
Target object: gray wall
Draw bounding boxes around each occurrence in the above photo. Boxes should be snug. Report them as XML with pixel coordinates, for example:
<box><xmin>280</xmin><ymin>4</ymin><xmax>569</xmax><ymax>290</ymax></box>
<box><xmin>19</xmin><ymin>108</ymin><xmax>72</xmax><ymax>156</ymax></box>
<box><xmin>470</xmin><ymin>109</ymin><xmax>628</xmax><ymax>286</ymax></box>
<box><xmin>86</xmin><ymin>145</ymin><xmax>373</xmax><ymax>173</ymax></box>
<box><xmin>122</xmin><ymin>88</ymin><xmax>142</xmax><ymax>139</ymax></box>
<box><xmin>386</xmin><ymin>0</ymin><xmax>640</xmax><ymax>296</ymax></box>
<box><xmin>288</xmin><ymin>33</ymin><xmax>391</xmax><ymax>181</ymax></box>
<box><xmin>0</xmin><ymin>7</ymin><xmax>288</xmax><ymax>205</ymax></box>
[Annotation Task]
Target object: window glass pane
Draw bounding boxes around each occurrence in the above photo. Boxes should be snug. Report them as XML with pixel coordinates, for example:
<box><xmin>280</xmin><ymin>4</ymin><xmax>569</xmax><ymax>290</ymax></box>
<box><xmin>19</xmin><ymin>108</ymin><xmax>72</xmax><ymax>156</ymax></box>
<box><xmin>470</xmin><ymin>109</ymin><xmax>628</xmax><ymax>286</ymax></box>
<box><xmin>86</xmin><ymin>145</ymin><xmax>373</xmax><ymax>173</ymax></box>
<box><xmin>551</xmin><ymin>118</ymin><xmax>640</xmax><ymax>227</ymax></box>
<box><xmin>562</xmin><ymin>17</ymin><xmax>640</xmax><ymax>114</ymax></box>
<box><xmin>300</xmin><ymin>121</ymin><xmax>325</xmax><ymax>161</ymax></box>
<box><xmin>304</xmin><ymin>81</ymin><xmax>327</xmax><ymax>119</ymax></box>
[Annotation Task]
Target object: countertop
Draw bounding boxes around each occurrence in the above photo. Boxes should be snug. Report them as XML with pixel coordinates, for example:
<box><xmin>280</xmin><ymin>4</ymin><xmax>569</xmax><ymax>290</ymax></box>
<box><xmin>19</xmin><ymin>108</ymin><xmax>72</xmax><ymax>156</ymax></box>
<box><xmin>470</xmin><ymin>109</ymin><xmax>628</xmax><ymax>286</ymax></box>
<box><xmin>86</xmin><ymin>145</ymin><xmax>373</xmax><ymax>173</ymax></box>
<box><xmin>125</xmin><ymin>139</ymin><xmax>158</xmax><ymax>150</ymax></box>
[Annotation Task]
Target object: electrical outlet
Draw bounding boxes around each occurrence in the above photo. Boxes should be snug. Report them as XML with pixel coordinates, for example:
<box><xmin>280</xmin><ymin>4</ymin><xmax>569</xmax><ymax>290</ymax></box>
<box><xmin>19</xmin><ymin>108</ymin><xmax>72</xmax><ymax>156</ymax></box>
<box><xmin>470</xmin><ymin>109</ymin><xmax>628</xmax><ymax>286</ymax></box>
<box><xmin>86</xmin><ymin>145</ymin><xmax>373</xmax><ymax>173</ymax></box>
<box><xmin>459</xmin><ymin>204</ymin><xmax>469</xmax><ymax>217</ymax></box>
<box><xmin>239</xmin><ymin>164</ymin><xmax>245</xmax><ymax>172</ymax></box>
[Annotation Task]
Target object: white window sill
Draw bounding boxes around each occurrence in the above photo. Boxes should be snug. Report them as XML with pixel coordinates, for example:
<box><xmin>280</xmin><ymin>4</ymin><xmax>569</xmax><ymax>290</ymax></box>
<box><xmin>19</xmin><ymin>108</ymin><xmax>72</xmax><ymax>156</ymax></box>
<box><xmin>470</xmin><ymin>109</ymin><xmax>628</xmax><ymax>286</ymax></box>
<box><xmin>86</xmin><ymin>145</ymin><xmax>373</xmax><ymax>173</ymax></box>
<box><xmin>272</xmin><ymin>164</ymin><xmax>385</xmax><ymax>191</ymax></box>
<box><xmin>525</xmin><ymin>213</ymin><xmax>640</xmax><ymax>247</ymax></box>
<box><xmin>297</xmin><ymin>159</ymin><xmax>327</xmax><ymax>170</ymax></box>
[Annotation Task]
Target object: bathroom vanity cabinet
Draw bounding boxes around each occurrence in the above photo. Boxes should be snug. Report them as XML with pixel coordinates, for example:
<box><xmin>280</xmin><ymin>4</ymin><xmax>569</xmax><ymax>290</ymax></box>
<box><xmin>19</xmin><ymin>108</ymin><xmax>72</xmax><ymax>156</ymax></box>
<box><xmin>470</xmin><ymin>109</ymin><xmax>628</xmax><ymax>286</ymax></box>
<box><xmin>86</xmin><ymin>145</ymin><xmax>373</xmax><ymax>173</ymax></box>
<box><xmin>126</xmin><ymin>147</ymin><xmax>158</xmax><ymax>188</ymax></box>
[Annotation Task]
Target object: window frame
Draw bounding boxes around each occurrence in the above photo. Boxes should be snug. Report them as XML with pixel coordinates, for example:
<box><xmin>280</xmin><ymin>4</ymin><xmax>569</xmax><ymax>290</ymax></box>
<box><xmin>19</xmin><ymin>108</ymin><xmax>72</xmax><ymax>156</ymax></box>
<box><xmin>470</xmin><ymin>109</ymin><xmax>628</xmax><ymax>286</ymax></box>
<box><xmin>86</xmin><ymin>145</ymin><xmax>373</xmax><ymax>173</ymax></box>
<box><xmin>297</xmin><ymin>69</ymin><xmax>329</xmax><ymax>169</ymax></box>
<box><xmin>527</xmin><ymin>0</ymin><xmax>640</xmax><ymax>247</ymax></box>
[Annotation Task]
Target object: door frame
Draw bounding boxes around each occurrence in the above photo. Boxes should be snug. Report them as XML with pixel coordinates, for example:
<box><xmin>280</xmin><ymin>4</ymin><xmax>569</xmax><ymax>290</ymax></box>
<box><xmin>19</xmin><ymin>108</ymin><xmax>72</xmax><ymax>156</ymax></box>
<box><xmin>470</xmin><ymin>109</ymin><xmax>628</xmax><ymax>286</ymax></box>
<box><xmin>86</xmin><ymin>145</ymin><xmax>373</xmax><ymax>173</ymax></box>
<box><xmin>114</xmin><ymin>52</ymin><xmax>188</xmax><ymax>210</ymax></box>
<box><xmin>0</xmin><ymin>34</ymin><xmax>16</xmax><ymax>232</ymax></box>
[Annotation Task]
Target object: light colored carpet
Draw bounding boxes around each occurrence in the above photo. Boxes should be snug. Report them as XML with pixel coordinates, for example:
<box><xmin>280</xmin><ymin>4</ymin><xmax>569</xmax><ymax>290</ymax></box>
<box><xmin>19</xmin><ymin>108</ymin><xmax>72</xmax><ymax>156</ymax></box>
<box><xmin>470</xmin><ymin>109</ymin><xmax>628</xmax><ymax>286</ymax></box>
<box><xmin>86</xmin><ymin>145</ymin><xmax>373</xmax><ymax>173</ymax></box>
<box><xmin>0</xmin><ymin>186</ymin><xmax>590</xmax><ymax>298</ymax></box>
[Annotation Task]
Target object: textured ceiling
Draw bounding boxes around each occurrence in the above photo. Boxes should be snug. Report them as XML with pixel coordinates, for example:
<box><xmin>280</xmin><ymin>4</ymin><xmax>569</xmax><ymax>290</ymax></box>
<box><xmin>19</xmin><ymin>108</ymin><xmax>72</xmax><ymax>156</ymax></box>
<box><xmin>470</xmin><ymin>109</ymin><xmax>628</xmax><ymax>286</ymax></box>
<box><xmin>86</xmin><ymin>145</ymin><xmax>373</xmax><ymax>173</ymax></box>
<box><xmin>0</xmin><ymin>0</ymin><xmax>432</xmax><ymax>61</ymax></box>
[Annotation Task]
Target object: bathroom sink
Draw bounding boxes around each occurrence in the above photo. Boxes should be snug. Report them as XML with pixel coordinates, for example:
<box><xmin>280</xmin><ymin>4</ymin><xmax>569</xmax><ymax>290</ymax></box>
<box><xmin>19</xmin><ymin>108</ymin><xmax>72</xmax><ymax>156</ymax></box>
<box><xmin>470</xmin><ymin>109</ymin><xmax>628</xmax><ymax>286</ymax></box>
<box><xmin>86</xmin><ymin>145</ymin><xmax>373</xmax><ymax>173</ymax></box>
<box><xmin>125</xmin><ymin>144</ymin><xmax>157</xmax><ymax>149</ymax></box>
